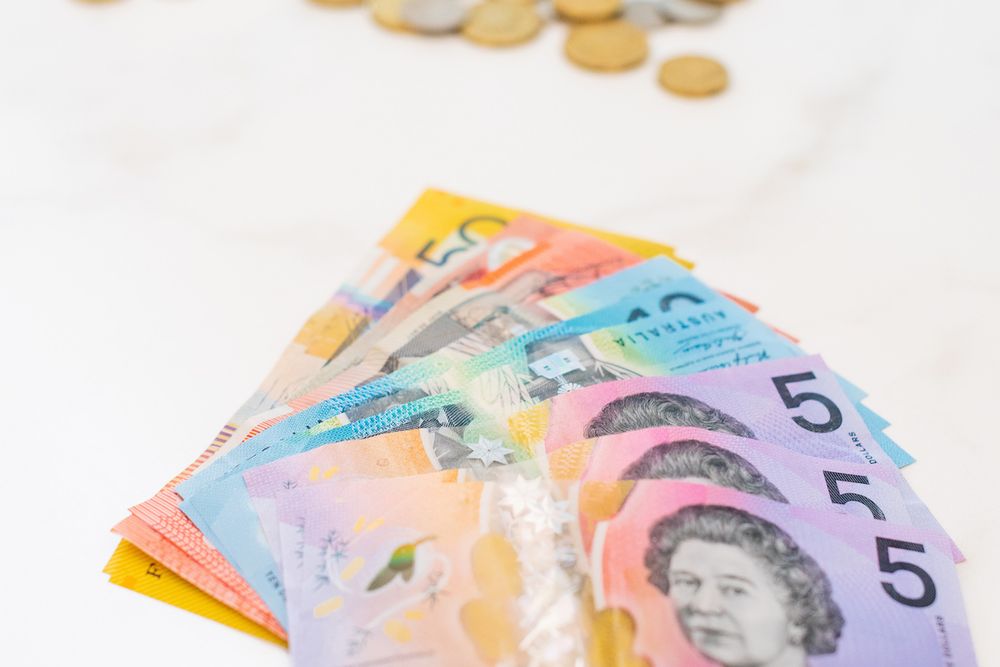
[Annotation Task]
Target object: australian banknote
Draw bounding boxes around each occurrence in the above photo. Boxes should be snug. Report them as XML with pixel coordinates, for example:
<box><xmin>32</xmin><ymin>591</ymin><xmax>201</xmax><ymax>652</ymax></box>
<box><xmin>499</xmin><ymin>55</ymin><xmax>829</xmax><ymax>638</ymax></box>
<box><xmin>593</xmin><ymin>480</ymin><xmax>975</xmax><ymax>666</ymax></box>
<box><xmin>275</xmin><ymin>475</ymin><xmax>974</xmax><ymax>666</ymax></box>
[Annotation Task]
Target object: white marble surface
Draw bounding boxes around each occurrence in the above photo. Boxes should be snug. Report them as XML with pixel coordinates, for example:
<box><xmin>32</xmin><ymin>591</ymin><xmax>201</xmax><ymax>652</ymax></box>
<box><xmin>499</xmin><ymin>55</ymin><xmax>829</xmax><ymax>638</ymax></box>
<box><xmin>1</xmin><ymin>0</ymin><xmax>998</xmax><ymax>664</ymax></box>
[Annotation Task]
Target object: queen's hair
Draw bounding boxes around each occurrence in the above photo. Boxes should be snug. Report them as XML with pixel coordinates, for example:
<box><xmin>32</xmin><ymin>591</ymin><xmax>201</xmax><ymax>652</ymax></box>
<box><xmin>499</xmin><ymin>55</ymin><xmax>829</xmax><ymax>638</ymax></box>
<box><xmin>584</xmin><ymin>392</ymin><xmax>756</xmax><ymax>439</ymax></box>
<box><xmin>645</xmin><ymin>504</ymin><xmax>844</xmax><ymax>655</ymax></box>
<box><xmin>620</xmin><ymin>440</ymin><xmax>788</xmax><ymax>503</ymax></box>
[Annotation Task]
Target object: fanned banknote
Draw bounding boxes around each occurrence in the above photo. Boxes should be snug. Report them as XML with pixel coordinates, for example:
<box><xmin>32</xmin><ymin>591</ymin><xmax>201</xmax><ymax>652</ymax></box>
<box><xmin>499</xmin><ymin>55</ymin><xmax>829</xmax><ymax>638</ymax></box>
<box><xmin>245</xmin><ymin>423</ymin><xmax>924</xmax><ymax>597</ymax></box>
<box><xmin>181</xmin><ymin>355</ymin><xmax>939</xmax><ymax>625</ymax></box>
<box><xmin>107</xmin><ymin>190</ymin><xmax>686</xmax><ymax>634</ymax></box>
<box><xmin>106</xmin><ymin>192</ymin><xmax>978</xmax><ymax>665</ymax></box>
<box><xmin>177</xmin><ymin>272</ymin><xmax>727</xmax><ymax>621</ymax></box>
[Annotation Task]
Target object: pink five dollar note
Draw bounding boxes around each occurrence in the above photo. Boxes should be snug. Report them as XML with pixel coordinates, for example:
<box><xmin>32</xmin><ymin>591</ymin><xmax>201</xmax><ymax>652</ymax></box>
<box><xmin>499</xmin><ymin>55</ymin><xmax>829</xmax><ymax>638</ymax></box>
<box><xmin>593</xmin><ymin>480</ymin><xmax>976</xmax><ymax>666</ymax></box>
<box><xmin>275</xmin><ymin>475</ymin><xmax>976</xmax><ymax>666</ymax></box>
<box><xmin>547</xmin><ymin>425</ymin><xmax>920</xmax><ymax>551</ymax></box>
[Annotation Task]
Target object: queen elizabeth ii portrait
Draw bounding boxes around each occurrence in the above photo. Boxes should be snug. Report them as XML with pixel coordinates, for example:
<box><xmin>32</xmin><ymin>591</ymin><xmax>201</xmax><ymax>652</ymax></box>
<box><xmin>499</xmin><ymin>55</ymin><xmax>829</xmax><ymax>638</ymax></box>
<box><xmin>645</xmin><ymin>505</ymin><xmax>843</xmax><ymax>667</ymax></box>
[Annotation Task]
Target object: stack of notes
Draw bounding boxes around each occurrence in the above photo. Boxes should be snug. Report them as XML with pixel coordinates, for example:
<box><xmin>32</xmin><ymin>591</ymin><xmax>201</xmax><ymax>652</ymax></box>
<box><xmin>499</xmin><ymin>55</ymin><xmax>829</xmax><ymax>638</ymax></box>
<box><xmin>106</xmin><ymin>189</ymin><xmax>977</xmax><ymax>665</ymax></box>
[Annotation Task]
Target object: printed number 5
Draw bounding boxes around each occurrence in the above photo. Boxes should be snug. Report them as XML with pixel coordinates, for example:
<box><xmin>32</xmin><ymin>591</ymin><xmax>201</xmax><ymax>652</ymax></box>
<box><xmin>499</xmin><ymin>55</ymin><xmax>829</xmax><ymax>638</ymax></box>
<box><xmin>416</xmin><ymin>216</ymin><xmax>507</xmax><ymax>267</ymax></box>
<box><xmin>876</xmin><ymin>537</ymin><xmax>937</xmax><ymax>608</ymax></box>
<box><xmin>823</xmin><ymin>471</ymin><xmax>886</xmax><ymax>520</ymax></box>
<box><xmin>771</xmin><ymin>372</ymin><xmax>844</xmax><ymax>433</ymax></box>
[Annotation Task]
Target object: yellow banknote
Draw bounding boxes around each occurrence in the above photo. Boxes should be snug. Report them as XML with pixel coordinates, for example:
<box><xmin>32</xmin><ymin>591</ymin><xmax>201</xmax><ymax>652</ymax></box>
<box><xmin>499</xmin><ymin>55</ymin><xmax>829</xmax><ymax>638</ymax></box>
<box><xmin>104</xmin><ymin>540</ymin><xmax>285</xmax><ymax>646</ymax></box>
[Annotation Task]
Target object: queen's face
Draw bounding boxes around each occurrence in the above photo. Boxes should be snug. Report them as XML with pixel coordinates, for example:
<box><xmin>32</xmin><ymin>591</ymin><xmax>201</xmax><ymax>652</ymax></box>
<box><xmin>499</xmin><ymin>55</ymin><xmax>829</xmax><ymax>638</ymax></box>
<box><xmin>666</xmin><ymin>539</ymin><xmax>803</xmax><ymax>667</ymax></box>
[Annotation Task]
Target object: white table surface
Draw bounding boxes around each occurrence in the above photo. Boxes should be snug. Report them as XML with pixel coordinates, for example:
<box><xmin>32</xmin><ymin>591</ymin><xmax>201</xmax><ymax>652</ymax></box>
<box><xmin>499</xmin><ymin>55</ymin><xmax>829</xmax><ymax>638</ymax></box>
<box><xmin>1</xmin><ymin>0</ymin><xmax>998</xmax><ymax>664</ymax></box>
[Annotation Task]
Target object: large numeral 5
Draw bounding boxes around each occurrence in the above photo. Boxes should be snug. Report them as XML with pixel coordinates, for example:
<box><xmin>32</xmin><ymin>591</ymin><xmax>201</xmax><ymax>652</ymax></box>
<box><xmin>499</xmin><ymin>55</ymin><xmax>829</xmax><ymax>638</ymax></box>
<box><xmin>876</xmin><ymin>537</ymin><xmax>937</xmax><ymax>608</ymax></box>
<box><xmin>771</xmin><ymin>372</ymin><xmax>844</xmax><ymax>433</ymax></box>
<box><xmin>823</xmin><ymin>471</ymin><xmax>886</xmax><ymax>520</ymax></box>
<box><xmin>416</xmin><ymin>216</ymin><xmax>507</xmax><ymax>267</ymax></box>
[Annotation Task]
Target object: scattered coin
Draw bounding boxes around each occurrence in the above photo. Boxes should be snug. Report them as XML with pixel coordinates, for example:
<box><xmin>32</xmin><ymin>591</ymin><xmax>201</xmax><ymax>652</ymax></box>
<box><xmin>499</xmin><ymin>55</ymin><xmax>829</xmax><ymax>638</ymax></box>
<box><xmin>310</xmin><ymin>0</ymin><xmax>365</xmax><ymax>6</ymax></box>
<box><xmin>658</xmin><ymin>55</ymin><xmax>728</xmax><ymax>96</ymax></box>
<box><xmin>371</xmin><ymin>0</ymin><xmax>412</xmax><ymax>31</ymax></box>
<box><xmin>400</xmin><ymin>0</ymin><xmax>468</xmax><ymax>34</ymax></box>
<box><xmin>554</xmin><ymin>0</ymin><xmax>622</xmax><ymax>23</ymax></box>
<box><xmin>657</xmin><ymin>0</ymin><xmax>722</xmax><ymax>24</ymax></box>
<box><xmin>99</xmin><ymin>0</ymin><xmax>739</xmax><ymax>100</ymax></box>
<box><xmin>463</xmin><ymin>2</ymin><xmax>543</xmax><ymax>46</ymax></box>
<box><xmin>565</xmin><ymin>20</ymin><xmax>649</xmax><ymax>71</ymax></box>
<box><xmin>622</xmin><ymin>0</ymin><xmax>668</xmax><ymax>30</ymax></box>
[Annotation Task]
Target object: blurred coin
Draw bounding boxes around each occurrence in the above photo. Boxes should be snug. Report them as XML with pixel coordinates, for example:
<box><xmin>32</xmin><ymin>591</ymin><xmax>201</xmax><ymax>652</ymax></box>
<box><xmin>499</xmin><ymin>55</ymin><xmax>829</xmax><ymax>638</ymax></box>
<box><xmin>310</xmin><ymin>0</ymin><xmax>365</xmax><ymax>6</ymax></box>
<box><xmin>623</xmin><ymin>0</ymin><xmax>667</xmax><ymax>29</ymax></box>
<box><xmin>657</xmin><ymin>0</ymin><xmax>722</xmax><ymax>23</ymax></box>
<box><xmin>400</xmin><ymin>0</ymin><xmax>468</xmax><ymax>33</ymax></box>
<box><xmin>463</xmin><ymin>3</ymin><xmax>543</xmax><ymax>46</ymax></box>
<box><xmin>555</xmin><ymin>0</ymin><xmax>622</xmax><ymax>23</ymax></box>
<box><xmin>372</xmin><ymin>0</ymin><xmax>411</xmax><ymax>30</ymax></box>
<box><xmin>565</xmin><ymin>20</ymin><xmax>648</xmax><ymax>71</ymax></box>
<box><xmin>658</xmin><ymin>55</ymin><xmax>728</xmax><ymax>96</ymax></box>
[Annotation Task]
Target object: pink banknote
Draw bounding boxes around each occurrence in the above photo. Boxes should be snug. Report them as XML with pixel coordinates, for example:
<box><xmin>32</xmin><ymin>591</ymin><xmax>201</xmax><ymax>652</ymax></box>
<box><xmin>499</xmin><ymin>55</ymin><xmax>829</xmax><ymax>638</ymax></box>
<box><xmin>594</xmin><ymin>480</ymin><xmax>976</xmax><ymax>666</ymax></box>
<box><xmin>548</xmin><ymin>425</ymin><xmax>918</xmax><ymax>550</ymax></box>
<box><xmin>274</xmin><ymin>475</ymin><xmax>974</xmax><ymax>666</ymax></box>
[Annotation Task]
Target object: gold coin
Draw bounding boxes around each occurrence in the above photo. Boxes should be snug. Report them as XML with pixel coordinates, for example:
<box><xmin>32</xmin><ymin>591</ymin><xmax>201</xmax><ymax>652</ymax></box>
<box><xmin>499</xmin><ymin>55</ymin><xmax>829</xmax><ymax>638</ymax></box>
<box><xmin>462</xmin><ymin>2</ymin><xmax>543</xmax><ymax>46</ymax></box>
<box><xmin>564</xmin><ymin>20</ymin><xmax>648</xmax><ymax>72</ymax></box>
<box><xmin>658</xmin><ymin>55</ymin><xmax>728</xmax><ymax>97</ymax></box>
<box><xmin>371</xmin><ymin>0</ymin><xmax>411</xmax><ymax>30</ymax></box>
<box><xmin>554</xmin><ymin>0</ymin><xmax>622</xmax><ymax>22</ymax></box>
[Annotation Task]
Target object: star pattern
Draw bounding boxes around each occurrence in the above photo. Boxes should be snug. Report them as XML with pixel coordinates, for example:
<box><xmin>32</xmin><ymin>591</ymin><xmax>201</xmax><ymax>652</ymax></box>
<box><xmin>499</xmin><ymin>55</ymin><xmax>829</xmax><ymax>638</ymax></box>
<box><xmin>498</xmin><ymin>475</ymin><xmax>548</xmax><ymax>516</ymax></box>
<box><xmin>522</xmin><ymin>496</ymin><xmax>574</xmax><ymax>535</ymax></box>
<box><xmin>462</xmin><ymin>436</ymin><xmax>514</xmax><ymax>467</ymax></box>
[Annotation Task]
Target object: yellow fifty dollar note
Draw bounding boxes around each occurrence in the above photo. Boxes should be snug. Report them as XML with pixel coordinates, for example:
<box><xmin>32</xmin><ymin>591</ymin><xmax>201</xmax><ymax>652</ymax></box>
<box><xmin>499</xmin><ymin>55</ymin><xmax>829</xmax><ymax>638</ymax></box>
<box><xmin>104</xmin><ymin>540</ymin><xmax>285</xmax><ymax>646</ymax></box>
